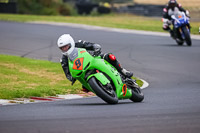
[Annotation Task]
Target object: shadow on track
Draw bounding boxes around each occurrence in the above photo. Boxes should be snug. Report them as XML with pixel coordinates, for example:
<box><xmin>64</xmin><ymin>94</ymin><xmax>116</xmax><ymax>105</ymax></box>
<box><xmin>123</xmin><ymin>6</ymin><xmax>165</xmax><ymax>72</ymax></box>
<box><xmin>159</xmin><ymin>44</ymin><xmax>189</xmax><ymax>47</ymax></box>
<box><xmin>159</xmin><ymin>43</ymin><xmax>199</xmax><ymax>47</ymax></box>
<box><xmin>55</xmin><ymin>100</ymin><xmax>143</xmax><ymax>107</ymax></box>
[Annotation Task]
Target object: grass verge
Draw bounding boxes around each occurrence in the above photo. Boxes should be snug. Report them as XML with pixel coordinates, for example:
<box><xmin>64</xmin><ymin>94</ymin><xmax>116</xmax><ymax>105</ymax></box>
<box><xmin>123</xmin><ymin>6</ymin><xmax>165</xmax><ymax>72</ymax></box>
<box><xmin>0</xmin><ymin>13</ymin><xmax>199</xmax><ymax>34</ymax></box>
<box><xmin>0</xmin><ymin>54</ymin><xmax>143</xmax><ymax>99</ymax></box>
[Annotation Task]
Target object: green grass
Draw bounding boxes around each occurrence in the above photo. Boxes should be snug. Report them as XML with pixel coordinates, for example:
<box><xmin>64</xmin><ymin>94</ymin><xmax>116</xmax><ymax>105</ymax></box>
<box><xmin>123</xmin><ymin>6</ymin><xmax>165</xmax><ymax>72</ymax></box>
<box><xmin>0</xmin><ymin>13</ymin><xmax>199</xmax><ymax>34</ymax></box>
<box><xmin>0</xmin><ymin>54</ymin><xmax>143</xmax><ymax>99</ymax></box>
<box><xmin>0</xmin><ymin>54</ymin><xmax>82</xmax><ymax>99</ymax></box>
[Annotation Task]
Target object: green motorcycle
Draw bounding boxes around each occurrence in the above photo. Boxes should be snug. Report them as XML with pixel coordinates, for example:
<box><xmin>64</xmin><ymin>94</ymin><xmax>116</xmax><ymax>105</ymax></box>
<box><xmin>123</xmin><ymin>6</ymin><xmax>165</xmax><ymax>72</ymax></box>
<box><xmin>68</xmin><ymin>48</ymin><xmax>144</xmax><ymax>104</ymax></box>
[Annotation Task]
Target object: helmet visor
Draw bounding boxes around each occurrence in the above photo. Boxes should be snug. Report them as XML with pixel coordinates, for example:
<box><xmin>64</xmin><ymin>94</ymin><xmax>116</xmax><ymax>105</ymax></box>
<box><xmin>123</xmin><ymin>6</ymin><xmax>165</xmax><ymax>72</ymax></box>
<box><xmin>60</xmin><ymin>43</ymin><xmax>71</xmax><ymax>52</ymax></box>
<box><xmin>169</xmin><ymin>0</ymin><xmax>176</xmax><ymax>8</ymax></box>
<box><xmin>169</xmin><ymin>3</ymin><xmax>176</xmax><ymax>8</ymax></box>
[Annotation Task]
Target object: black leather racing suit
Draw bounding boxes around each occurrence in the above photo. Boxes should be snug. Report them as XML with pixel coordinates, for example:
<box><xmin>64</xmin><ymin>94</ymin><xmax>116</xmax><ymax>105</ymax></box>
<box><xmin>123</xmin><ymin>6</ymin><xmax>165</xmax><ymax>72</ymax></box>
<box><xmin>60</xmin><ymin>40</ymin><xmax>123</xmax><ymax>83</ymax></box>
<box><xmin>162</xmin><ymin>3</ymin><xmax>186</xmax><ymax>22</ymax></box>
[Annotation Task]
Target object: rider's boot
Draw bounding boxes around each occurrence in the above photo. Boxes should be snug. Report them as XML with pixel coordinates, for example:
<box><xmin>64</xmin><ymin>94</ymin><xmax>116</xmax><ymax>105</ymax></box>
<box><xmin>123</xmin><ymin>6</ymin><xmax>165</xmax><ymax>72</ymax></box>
<box><xmin>163</xmin><ymin>25</ymin><xmax>175</xmax><ymax>39</ymax></box>
<box><xmin>187</xmin><ymin>24</ymin><xmax>191</xmax><ymax>30</ymax></box>
<box><xmin>169</xmin><ymin>29</ymin><xmax>175</xmax><ymax>39</ymax></box>
<box><xmin>116</xmin><ymin>62</ymin><xmax>133</xmax><ymax>78</ymax></box>
<box><xmin>121</xmin><ymin>68</ymin><xmax>133</xmax><ymax>78</ymax></box>
<box><xmin>101</xmin><ymin>53</ymin><xmax>133</xmax><ymax>78</ymax></box>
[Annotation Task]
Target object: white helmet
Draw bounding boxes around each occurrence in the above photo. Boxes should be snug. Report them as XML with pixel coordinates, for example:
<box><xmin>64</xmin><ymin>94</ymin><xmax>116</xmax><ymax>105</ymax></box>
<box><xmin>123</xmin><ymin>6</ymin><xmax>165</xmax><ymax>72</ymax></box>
<box><xmin>57</xmin><ymin>34</ymin><xmax>75</xmax><ymax>56</ymax></box>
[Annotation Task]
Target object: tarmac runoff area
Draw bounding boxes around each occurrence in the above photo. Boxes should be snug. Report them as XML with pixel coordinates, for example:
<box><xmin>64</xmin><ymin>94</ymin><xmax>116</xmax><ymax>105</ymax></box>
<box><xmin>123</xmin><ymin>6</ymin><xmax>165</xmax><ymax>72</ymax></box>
<box><xmin>0</xmin><ymin>79</ymin><xmax>149</xmax><ymax>106</ymax></box>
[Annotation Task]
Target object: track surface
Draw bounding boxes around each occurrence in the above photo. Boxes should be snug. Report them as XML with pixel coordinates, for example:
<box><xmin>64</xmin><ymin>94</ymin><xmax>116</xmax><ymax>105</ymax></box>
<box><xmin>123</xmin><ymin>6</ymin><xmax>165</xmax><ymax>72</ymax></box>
<box><xmin>0</xmin><ymin>21</ymin><xmax>200</xmax><ymax>133</ymax></box>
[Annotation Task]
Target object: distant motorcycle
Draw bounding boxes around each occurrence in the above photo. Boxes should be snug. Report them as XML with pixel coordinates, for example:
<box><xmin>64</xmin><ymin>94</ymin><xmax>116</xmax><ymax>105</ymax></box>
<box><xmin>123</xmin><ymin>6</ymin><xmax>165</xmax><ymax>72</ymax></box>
<box><xmin>171</xmin><ymin>9</ymin><xmax>192</xmax><ymax>46</ymax></box>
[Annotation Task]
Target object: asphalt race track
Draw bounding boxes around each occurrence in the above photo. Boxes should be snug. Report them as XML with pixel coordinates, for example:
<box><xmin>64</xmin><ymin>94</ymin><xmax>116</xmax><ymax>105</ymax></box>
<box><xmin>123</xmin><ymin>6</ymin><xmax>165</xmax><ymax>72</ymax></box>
<box><xmin>0</xmin><ymin>21</ymin><xmax>200</xmax><ymax>133</ymax></box>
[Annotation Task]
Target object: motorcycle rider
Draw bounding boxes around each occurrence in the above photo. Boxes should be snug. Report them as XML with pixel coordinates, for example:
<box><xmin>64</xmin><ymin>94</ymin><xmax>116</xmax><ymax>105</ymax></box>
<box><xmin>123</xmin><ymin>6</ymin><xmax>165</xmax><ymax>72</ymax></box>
<box><xmin>162</xmin><ymin>0</ymin><xmax>190</xmax><ymax>39</ymax></box>
<box><xmin>57</xmin><ymin>34</ymin><xmax>133</xmax><ymax>92</ymax></box>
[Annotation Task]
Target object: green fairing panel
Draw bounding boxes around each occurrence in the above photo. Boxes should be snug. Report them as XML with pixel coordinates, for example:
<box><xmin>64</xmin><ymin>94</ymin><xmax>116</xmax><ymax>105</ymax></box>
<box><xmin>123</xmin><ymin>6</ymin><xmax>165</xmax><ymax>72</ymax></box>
<box><xmin>68</xmin><ymin>48</ymin><xmax>132</xmax><ymax>99</ymax></box>
<box><xmin>87</xmin><ymin>72</ymin><xmax>110</xmax><ymax>85</ymax></box>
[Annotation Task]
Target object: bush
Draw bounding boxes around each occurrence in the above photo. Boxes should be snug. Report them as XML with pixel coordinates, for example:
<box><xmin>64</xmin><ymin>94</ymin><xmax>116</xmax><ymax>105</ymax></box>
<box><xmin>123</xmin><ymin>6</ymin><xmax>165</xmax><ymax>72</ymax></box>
<box><xmin>57</xmin><ymin>3</ymin><xmax>72</xmax><ymax>16</ymax></box>
<box><xmin>17</xmin><ymin>0</ymin><xmax>74</xmax><ymax>16</ymax></box>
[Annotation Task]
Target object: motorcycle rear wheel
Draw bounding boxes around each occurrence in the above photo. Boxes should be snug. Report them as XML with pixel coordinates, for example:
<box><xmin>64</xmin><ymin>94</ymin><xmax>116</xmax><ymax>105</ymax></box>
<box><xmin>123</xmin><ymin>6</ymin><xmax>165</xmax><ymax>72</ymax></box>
<box><xmin>88</xmin><ymin>77</ymin><xmax>118</xmax><ymax>104</ymax></box>
<box><xmin>129</xmin><ymin>86</ymin><xmax>144</xmax><ymax>102</ymax></box>
<box><xmin>175</xmin><ymin>29</ymin><xmax>184</xmax><ymax>45</ymax></box>
<box><xmin>176</xmin><ymin>38</ymin><xmax>184</xmax><ymax>45</ymax></box>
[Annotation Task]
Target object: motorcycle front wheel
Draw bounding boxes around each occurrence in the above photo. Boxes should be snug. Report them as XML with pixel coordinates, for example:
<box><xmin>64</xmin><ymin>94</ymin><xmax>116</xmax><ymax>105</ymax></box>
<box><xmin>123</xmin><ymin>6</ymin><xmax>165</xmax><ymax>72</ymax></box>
<box><xmin>182</xmin><ymin>26</ymin><xmax>192</xmax><ymax>46</ymax></box>
<box><xmin>88</xmin><ymin>77</ymin><xmax>118</xmax><ymax>104</ymax></box>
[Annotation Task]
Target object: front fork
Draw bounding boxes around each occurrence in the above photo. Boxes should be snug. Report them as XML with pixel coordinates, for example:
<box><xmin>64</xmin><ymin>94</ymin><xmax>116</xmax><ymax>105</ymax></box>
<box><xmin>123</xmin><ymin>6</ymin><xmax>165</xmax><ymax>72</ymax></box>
<box><xmin>179</xmin><ymin>25</ymin><xmax>190</xmax><ymax>39</ymax></box>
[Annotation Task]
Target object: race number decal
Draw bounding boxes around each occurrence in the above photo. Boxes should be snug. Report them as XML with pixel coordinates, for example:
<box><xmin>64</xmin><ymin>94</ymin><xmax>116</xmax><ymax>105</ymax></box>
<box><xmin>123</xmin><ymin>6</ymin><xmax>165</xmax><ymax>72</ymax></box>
<box><xmin>73</xmin><ymin>58</ymin><xmax>84</xmax><ymax>70</ymax></box>
<box><xmin>122</xmin><ymin>84</ymin><xmax>127</xmax><ymax>96</ymax></box>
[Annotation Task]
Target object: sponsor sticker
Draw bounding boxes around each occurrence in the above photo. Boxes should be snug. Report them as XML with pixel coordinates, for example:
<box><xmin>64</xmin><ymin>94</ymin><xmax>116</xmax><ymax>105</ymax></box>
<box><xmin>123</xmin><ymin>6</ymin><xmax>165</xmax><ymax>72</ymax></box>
<box><xmin>73</xmin><ymin>58</ymin><xmax>84</xmax><ymax>70</ymax></box>
<box><xmin>122</xmin><ymin>84</ymin><xmax>127</xmax><ymax>96</ymax></box>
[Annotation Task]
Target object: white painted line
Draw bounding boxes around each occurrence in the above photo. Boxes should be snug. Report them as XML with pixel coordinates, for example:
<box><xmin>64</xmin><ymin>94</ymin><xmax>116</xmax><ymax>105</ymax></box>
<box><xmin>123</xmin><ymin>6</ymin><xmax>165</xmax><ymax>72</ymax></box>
<box><xmin>57</xmin><ymin>94</ymin><xmax>83</xmax><ymax>99</ymax></box>
<box><xmin>140</xmin><ymin>79</ymin><xmax>149</xmax><ymax>89</ymax></box>
<box><xmin>0</xmin><ymin>99</ymin><xmax>10</xmax><ymax>105</ymax></box>
<box><xmin>0</xmin><ymin>95</ymin><xmax>84</xmax><ymax>106</ymax></box>
<box><xmin>29</xmin><ymin>21</ymin><xmax>200</xmax><ymax>40</ymax></box>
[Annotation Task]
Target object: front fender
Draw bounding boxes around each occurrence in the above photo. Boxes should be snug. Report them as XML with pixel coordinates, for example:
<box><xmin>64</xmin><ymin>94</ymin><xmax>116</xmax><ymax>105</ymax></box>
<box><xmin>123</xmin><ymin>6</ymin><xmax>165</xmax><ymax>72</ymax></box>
<box><xmin>87</xmin><ymin>72</ymin><xmax>110</xmax><ymax>85</ymax></box>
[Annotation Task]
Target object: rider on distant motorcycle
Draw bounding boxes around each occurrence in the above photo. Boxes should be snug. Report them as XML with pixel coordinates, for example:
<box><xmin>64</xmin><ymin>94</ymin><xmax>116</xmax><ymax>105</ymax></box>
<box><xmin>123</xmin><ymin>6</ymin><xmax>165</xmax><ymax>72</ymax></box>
<box><xmin>162</xmin><ymin>0</ymin><xmax>190</xmax><ymax>39</ymax></box>
<box><xmin>57</xmin><ymin>34</ymin><xmax>133</xmax><ymax>92</ymax></box>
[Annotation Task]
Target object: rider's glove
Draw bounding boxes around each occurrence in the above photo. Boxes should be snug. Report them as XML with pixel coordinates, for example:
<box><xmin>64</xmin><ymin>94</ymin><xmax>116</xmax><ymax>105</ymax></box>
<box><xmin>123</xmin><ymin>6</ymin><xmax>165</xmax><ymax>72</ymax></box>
<box><xmin>71</xmin><ymin>78</ymin><xmax>76</xmax><ymax>85</ymax></box>
<box><xmin>67</xmin><ymin>75</ymin><xmax>76</xmax><ymax>85</ymax></box>
<box><xmin>78</xmin><ymin>40</ymin><xmax>86</xmax><ymax>44</ymax></box>
<box><xmin>167</xmin><ymin>20</ymin><xmax>172</xmax><ymax>25</ymax></box>
<box><xmin>162</xmin><ymin>18</ymin><xmax>171</xmax><ymax>25</ymax></box>
<box><xmin>186</xmin><ymin>10</ymin><xmax>190</xmax><ymax>18</ymax></box>
<box><xmin>93</xmin><ymin>44</ymin><xmax>101</xmax><ymax>56</ymax></box>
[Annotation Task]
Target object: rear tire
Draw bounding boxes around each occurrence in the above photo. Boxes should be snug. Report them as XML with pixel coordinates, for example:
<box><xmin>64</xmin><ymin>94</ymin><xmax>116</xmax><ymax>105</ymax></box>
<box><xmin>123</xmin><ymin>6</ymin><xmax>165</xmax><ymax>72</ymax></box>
<box><xmin>88</xmin><ymin>77</ymin><xmax>118</xmax><ymax>104</ymax></box>
<box><xmin>129</xmin><ymin>86</ymin><xmax>144</xmax><ymax>102</ymax></box>
<box><xmin>176</xmin><ymin>39</ymin><xmax>184</xmax><ymax>45</ymax></box>
<box><xmin>175</xmin><ymin>30</ymin><xmax>184</xmax><ymax>45</ymax></box>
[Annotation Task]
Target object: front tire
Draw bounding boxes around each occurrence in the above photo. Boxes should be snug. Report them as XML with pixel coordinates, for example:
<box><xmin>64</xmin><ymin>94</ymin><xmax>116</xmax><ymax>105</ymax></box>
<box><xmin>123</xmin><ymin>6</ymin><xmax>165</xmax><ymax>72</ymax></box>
<box><xmin>88</xmin><ymin>77</ymin><xmax>118</xmax><ymax>104</ymax></box>
<box><xmin>182</xmin><ymin>26</ymin><xmax>192</xmax><ymax>46</ymax></box>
